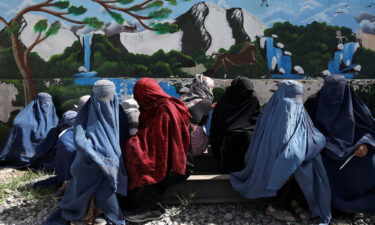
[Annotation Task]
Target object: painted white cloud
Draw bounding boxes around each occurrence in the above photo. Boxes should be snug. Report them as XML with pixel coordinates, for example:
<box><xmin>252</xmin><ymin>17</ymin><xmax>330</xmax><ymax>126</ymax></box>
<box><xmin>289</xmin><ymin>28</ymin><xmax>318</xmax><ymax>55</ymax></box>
<box><xmin>262</xmin><ymin>7</ymin><xmax>296</xmax><ymax>20</ymax></box>
<box><xmin>360</xmin><ymin>19</ymin><xmax>375</xmax><ymax>34</ymax></box>
<box><xmin>5</xmin><ymin>0</ymin><xmax>35</xmax><ymax>16</ymax></box>
<box><xmin>266</xmin><ymin>17</ymin><xmax>287</xmax><ymax>25</ymax></box>
<box><xmin>300</xmin><ymin>0</ymin><xmax>322</xmax><ymax>12</ymax></box>
<box><xmin>302</xmin><ymin>11</ymin><xmax>331</xmax><ymax>23</ymax></box>
<box><xmin>301</xmin><ymin>2</ymin><xmax>346</xmax><ymax>24</ymax></box>
<box><xmin>217</xmin><ymin>0</ymin><xmax>230</xmax><ymax>9</ymax></box>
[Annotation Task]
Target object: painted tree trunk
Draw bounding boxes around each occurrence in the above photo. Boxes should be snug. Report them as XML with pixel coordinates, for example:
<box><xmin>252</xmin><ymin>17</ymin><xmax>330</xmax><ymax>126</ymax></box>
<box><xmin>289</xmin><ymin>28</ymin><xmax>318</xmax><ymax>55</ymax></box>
<box><xmin>11</xmin><ymin>33</ymin><xmax>37</xmax><ymax>105</ymax></box>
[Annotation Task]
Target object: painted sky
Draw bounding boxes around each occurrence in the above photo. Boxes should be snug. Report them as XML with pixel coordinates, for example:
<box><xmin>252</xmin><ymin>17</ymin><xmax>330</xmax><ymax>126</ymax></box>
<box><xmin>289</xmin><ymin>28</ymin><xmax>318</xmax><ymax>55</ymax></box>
<box><xmin>0</xmin><ymin>0</ymin><xmax>374</xmax><ymax>31</ymax></box>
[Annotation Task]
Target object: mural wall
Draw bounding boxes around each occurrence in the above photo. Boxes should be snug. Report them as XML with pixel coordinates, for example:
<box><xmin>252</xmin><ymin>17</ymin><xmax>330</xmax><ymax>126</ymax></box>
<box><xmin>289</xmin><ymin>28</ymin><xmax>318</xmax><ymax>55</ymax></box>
<box><xmin>0</xmin><ymin>0</ymin><xmax>375</xmax><ymax>145</ymax></box>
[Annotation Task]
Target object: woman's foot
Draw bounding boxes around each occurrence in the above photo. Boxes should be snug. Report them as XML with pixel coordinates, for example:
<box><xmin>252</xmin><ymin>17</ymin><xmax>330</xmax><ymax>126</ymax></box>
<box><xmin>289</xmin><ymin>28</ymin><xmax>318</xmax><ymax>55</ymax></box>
<box><xmin>266</xmin><ymin>204</ymin><xmax>296</xmax><ymax>222</ymax></box>
<box><xmin>290</xmin><ymin>200</ymin><xmax>309</xmax><ymax>220</ymax></box>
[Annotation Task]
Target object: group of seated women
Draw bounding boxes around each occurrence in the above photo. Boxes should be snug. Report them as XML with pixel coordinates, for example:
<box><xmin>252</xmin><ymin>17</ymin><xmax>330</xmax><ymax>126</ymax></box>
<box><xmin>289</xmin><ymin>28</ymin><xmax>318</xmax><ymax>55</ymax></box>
<box><xmin>0</xmin><ymin>74</ymin><xmax>374</xmax><ymax>225</ymax></box>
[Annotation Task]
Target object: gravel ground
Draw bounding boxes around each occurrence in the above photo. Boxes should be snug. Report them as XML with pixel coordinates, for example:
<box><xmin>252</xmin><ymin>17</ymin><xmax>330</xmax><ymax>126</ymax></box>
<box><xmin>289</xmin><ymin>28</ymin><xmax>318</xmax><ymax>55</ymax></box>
<box><xmin>0</xmin><ymin>169</ymin><xmax>374</xmax><ymax>225</ymax></box>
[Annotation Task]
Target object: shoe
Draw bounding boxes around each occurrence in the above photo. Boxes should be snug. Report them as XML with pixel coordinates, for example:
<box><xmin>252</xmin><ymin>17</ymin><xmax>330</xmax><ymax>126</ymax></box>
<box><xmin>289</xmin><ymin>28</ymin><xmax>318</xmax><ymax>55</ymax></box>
<box><xmin>32</xmin><ymin>176</ymin><xmax>60</xmax><ymax>190</ymax></box>
<box><xmin>53</xmin><ymin>188</ymin><xmax>65</xmax><ymax>199</ymax></box>
<box><xmin>124</xmin><ymin>208</ymin><xmax>164</xmax><ymax>223</ymax></box>
<box><xmin>94</xmin><ymin>217</ymin><xmax>107</xmax><ymax>225</ymax></box>
<box><xmin>265</xmin><ymin>208</ymin><xmax>296</xmax><ymax>222</ymax></box>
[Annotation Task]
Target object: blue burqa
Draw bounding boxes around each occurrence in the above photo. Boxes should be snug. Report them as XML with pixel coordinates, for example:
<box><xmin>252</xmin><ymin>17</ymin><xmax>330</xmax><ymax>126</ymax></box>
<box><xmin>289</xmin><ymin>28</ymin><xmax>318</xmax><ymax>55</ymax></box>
<box><xmin>230</xmin><ymin>80</ymin><xmax>332</xmax><ymax>223</ymax></box>
<box><xmin>44</xmin><ymin>80</ymin><xmax>129</xmax><ymax>225</ymax></box>
<box><xmin>0</xmin><ymin>92</ymin><xmax>59</xmax><ymax>168</ymax></box>
<box><xmin>305</xmin><ymin>75</ymin><xmax>375</xmax><ymax>213</ymax></box>
<box><xmin>55</xmin><ymin>111</ymin><xmax>78</xmax><ymax>183</ymax></box>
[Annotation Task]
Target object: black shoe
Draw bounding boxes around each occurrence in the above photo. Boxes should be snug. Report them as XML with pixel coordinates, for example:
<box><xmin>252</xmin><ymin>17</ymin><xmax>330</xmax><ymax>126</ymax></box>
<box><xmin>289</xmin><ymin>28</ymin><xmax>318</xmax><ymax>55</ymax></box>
<box><xmin>124</xmin><ymin>208</ymin><xmax>164</xmax><ymax>223</ymax></box>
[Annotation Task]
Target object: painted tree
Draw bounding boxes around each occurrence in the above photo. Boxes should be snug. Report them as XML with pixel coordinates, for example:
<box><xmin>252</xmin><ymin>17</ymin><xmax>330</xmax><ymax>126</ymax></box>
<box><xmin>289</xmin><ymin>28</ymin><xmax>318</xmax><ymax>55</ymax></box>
<box><xmin>0</xmin><ymin>0</ymin><xmax>189</xmax><ymax>104</ymax></box>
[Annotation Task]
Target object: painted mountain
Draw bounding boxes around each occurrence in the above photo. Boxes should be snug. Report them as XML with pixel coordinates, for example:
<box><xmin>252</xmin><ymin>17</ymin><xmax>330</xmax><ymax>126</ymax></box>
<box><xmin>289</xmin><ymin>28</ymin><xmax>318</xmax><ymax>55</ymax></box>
<box><xmin>2</xmin><ymin>2</ymin><xmax>267</xmax><ymax>61</ymax></box>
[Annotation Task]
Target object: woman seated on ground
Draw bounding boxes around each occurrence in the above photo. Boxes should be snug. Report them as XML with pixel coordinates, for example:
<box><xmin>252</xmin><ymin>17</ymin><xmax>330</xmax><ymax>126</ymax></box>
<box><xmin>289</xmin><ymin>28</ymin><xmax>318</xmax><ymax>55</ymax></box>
<box><xmin>52</xmin><ymin>110</ymin><xmax>78</xmax><ymax>198</ymax></box>
<box><xmin>32</xmin><ymin>95</ymin><xmax>91</xmax><ymax>191</ymax></box>
<box><xmin>0</xmin><ymin>92</ymin><xmax>59</xmax><ymax>169</ymax></box>
<box><xmin>230</xmin><ymin>80</ymin><xmax>331</xmax><ymax>224</ymax></box>
<box><xmin>305</xmin><ymin>75</ymin><xmax>375</xmax><ymax>214</ymax></box>
<box><xmin>122</xmin><ymin>78</ymin><xmax>191</xmax><ymax>224</ymax></box>
<box><xmin>121</xmin><ymin>98</ymin><xmax>140</xmax><ymax>136</ymax></box>
<box><xmin>180</xmin><ymin>74</ymin><xmax>215</xmax><ymax>156</ymax></box>
<box><xmin>44</xmin><ymin>80</ymin><xmax>129</xmax><ymax>225</ymax></box>
<box><xmin>210</xmin><ymin>77</ymin><xmax>260</xmax><ymax>172</ymax></box>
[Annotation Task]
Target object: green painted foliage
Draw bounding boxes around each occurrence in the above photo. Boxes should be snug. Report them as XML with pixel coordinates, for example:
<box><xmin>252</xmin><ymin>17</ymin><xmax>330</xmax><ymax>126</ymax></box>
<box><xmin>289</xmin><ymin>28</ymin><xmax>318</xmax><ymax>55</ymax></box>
<box><xmin>166</xmin><ymin>0</ymin><xmax>177</xmax><ymax>5</ymax></box>
<box><xmin>34</xmin><ymin>19</ymin><xmax>48</xmax><ymax>33</ymax></box>
<box><xmin>264</xmin><ymin>21</ymin><xmax>356</xmax><ymax>75</ymax></box>
<box><xmin>110</xmin><ymin>12</ymin><xmax>125</xmax><ymax>25</ymax></box>
<box><xmin>355</xmin><ymin>47</ymin><xmax>375</xmax><ymax>78</ymax></box>
<box><xmin>152</xmin><ymin>22</ymin><xmax>179</xmax><ymax>34</ymax></box>
<box><xmin>117</xmin><ymin>0</ymin><xmax>134</xmax><ymax>5</ymax></box>
<box><xmin>148</xmin><ymin>8</ymin><xmax>172</xmax><ymax>19</ymax></box>
<box><xmin>53</xmin><ymin>1</ymin><xmax>70</xmax><ymax>9</ymax></box>
<box><xmin>83</xmin><ymin>17</ymin><xmax>104</xmax><ymax>28</ymax></box>
<box><xmin>5</xmin><ymin>22</ymin><xmax>21</xmax><ymax>35</ymax></box>
<box><xmin>45</xmin><ymin>21</ymin><xmax>61</xmax><ymax>37</ymax></box>
<box><xmin>68</xmin><ymin>5</ymin><xmax>87</xmax><ymax>15</ymax></box>
<box><xmin>146</xmin><ymin>0</ymin><xmax>164</xmax><ymax>8</ymax></box>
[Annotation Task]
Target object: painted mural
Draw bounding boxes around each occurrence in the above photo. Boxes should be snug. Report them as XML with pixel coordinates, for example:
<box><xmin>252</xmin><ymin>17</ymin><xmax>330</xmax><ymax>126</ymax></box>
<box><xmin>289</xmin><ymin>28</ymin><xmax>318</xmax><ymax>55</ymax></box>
<box><xmin>0</xmin><ymin>0</ymin><xmax>375</xmax><ymax>144</ymax></box>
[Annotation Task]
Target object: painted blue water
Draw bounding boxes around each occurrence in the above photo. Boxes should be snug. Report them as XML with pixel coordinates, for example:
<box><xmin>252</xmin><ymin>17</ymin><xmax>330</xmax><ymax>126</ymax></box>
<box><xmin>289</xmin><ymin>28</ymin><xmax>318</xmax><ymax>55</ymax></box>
<box><xmin>73</xmin><ymin>33</ymin><xmax>179</xmax><ymax>101</ymax></box>
<box><xmin>328</xmin><ymin>51</ymin><xmax>342</xmax><ymax>74</ymax></box>
<box><xmin>74</xmin><ymin>76</ymin><xmax>180</xmax><ymax>101</ymax></box>
<box><xmin>264</xmin><ymin>37</ymin><xmax>303</xmax><ymax>79</ymax></box>
<box><xmin>265</xmin><ymin>37</ymin><xmax>275</xmax><ymax>71</ymax></box>
<box><xmin>327</xmin><ymin>42</ymin><xmax>358</xmax><ymax>78</ymax></box>
<box><xmin>343</xmin><ymin>42</ymin><xmax>357</xmax><ymax>66</ymax></box>
<box><xmin>84</xmin><ymin>34</ymin><xmax>92</xmax><ymax>71</ymax></box>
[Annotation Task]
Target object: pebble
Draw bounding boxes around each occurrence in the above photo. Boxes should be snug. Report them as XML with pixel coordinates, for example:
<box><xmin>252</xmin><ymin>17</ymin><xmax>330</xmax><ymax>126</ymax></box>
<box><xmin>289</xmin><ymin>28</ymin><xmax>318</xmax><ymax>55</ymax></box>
<box><xmin>224</xmin><ymin>213</ymin><xmax>233</xmax><ymax>221</ymax></box>
<box><xmin>0</xmin><ymin>171</ymin><xmax>375</xmax><ymax>225</ymax></box>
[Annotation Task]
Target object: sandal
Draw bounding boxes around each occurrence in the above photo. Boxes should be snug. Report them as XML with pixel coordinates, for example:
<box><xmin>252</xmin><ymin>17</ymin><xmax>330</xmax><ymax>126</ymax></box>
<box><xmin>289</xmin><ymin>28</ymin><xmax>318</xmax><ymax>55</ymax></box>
<box><xmin>265</xmin><ymin>208</ymin><xmax>296</xmax><ymax>222</ymax></box>
<box><xmin>290</xmin><ymin>203</ymin><xmax>309</xmax><ymax>220</ymax></box>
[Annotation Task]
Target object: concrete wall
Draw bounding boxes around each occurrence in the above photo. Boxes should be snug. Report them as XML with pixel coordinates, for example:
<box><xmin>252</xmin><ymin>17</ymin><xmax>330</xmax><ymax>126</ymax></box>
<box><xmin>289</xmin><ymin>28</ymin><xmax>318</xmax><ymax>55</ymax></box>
<box><xmin>2</xmin><ymin>78</ymin><xmax>375</xmax><ymax>122</ymax></box>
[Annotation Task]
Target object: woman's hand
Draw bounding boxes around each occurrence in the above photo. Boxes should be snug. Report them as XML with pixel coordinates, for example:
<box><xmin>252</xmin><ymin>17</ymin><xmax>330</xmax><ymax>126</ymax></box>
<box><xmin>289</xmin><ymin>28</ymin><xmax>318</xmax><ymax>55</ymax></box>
<box><xmin>354</xmin><ymin>144</ymin><xmax>368</xmax><ymax>158</ymax></box>
<box><xmin>211</xmin><ymin>102</ymin><xmax>217</xmax><ymax>109</ymax></box>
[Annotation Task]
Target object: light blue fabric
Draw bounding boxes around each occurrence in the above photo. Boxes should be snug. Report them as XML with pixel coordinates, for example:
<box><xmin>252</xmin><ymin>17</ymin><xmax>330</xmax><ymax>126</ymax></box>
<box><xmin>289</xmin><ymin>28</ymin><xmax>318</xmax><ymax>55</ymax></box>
<box><xmin>0</xmin><ymin>92</ymin><xmax>59</xmax><ymax>168</ymax></box>
<box><xmin>62</xmin><ymin>111</ymin><xmax>77</xmax><ymax>127</ymax></box>
<box><xmin>55</xmin><ymin>127</ymin><xmax>76</xmax><ymax>183</ymax></box>
<box><xmin>55</xmin><ymin>111</ymin><xmax>78</xmax><ymax>183</ymax></box>
<box><xmin>230</xmin><ymin>80</ymin><xmax>331</xmax><ymax>223</ymax></box>
<box><xmin>45</xmin><ymin>80</ymin><xmax>129</xmax><ymax>225</ymax></box>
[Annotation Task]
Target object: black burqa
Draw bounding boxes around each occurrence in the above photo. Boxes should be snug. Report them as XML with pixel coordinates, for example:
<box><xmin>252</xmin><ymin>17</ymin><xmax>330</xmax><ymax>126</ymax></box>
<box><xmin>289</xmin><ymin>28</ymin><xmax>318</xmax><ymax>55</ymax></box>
<box><xmin>305</xmin><ymin>75</ymin><xmax>375</xmax><ymax>213</ymax></box>
<box><xmin>210</xmin><ymin>77</ymin><xmax>260</xmax><ymax>173</ymax></box>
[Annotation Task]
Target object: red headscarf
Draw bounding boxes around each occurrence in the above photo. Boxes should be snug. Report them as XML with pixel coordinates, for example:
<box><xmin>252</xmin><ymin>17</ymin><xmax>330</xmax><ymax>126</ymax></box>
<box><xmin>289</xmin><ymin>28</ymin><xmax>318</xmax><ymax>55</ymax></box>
<box><xmin>123</xmin><ymin>78</ymin><xmax>191</xmax><ymax>190</ymax></box>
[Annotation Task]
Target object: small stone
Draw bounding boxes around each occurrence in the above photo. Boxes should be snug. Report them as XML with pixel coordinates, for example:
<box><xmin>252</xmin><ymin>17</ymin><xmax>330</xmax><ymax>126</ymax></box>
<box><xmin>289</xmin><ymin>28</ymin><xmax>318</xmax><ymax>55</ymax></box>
<box><xmin>354</xmin><ymin>213</ymin><xmax>365</xmax><ymax>219</ymax></box>
<box><xmin>4</xmin><ymin>189</ymin><xmax>13</xmax><ymax>194</ymax></box>
<box><xmin>224</xmin><ymin>213</ymin><xmax>233</xmax><ymax>221</ymax></box>
<box><xmin>243</xmin><ymin>212</ymin><xmax>251</xmax><ymax>219</ymax></box>
<box><xmin>209</xmin><ymin>208</ymin><xmax>216</xmax><ymax>214</ymax></box>
<box><xmin>365</xmin><ymin>218</ymin><xmax>371</xmax><ymax>223</ymax></box>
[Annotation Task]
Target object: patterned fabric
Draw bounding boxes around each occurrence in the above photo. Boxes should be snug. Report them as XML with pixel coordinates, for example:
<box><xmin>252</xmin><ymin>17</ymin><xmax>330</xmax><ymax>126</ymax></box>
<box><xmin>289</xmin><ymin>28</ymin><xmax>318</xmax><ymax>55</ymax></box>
<box><xmin>123</xmin><ymin>78</ymin><xmax>191</xmax><ymax>190</ymax></box>
<box><xmin>190</xmin><ymin>124</ymin><xmax>209</xmax><ymax>156</ymax></box>
<box><xmin>180</xmin><ymin>74</ymin><xmax>214</xmax><ymax>109</ymax></box>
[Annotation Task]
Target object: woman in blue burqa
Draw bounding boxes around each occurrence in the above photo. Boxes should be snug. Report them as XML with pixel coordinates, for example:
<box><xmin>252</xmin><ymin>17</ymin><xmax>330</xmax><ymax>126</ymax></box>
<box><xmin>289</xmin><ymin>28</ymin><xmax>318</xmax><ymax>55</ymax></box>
<box><xmin>230</xmin><ymin>80</ymin><xmax>331</xmax><ymax>223</ymax></box>
<box><xmin>305</xmin><ymin>75</ymin><xmax>375</xmax><ymax>214</ymax></box>
<box><xmin>44</xmin><ymin>80</ymin><xmax>129</xmax><ymax>225</ymax></box>
<box><xmin>0</xmin><ymin>92</ymin><xmax>59</xmax><ymax>169</ymax></box>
